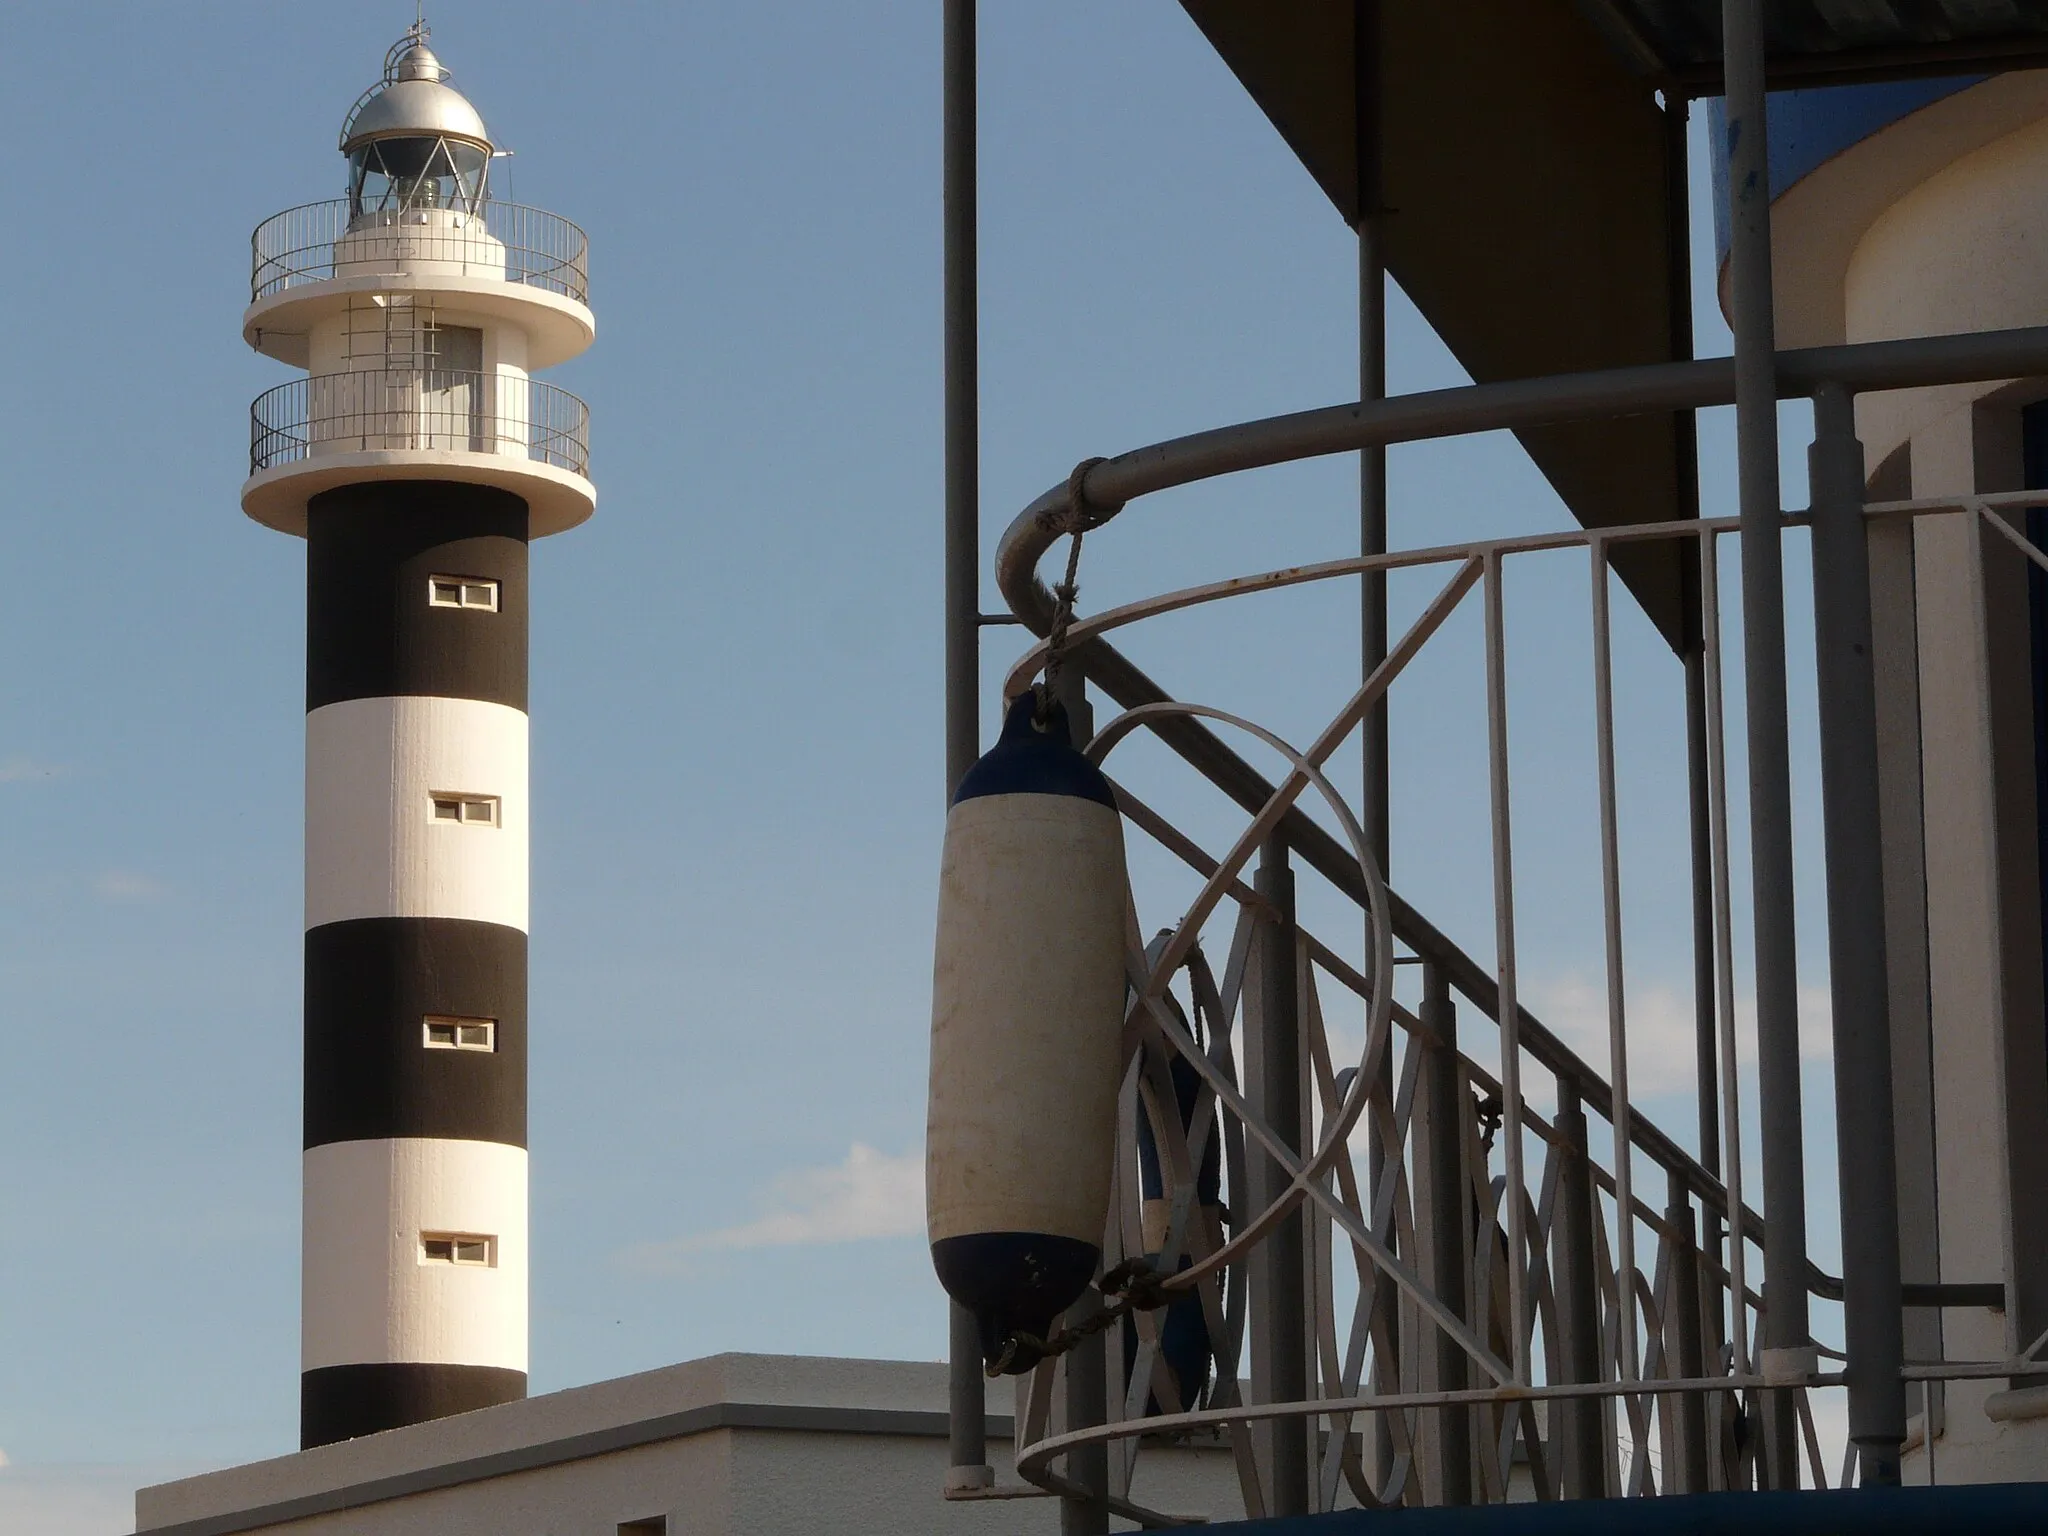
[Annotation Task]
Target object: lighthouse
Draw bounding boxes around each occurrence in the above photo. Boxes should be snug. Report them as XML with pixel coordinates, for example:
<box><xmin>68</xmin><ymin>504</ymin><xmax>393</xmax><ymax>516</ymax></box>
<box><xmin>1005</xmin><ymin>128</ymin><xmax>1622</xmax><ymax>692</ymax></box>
<box><xmin>241</xmin><ymin>24</ymin><xmax>594</xmax><ymax>1448</ymax></box>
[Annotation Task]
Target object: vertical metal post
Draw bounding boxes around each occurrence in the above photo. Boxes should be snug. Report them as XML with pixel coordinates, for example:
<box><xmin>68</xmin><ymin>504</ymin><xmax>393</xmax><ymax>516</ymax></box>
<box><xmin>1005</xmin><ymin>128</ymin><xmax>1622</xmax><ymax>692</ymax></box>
<box><xmin>1720</xmin><ymin>0</ymin><xmax>1810</xmax><ymax>1487</ymax></box>
<box><xmin>1553</xmin><ymin>1079</ymin><xmax>1608</xmax><ymax>1499</ymax></box>
<box><xmin>1061</xmin><ymin>1292</ymin><xmax>1110</xmax><ymax>1534</ymax></box>
<box><xmin>1666</xmin><ymin>89</ymin><xmax>1723</xmax><ymax>1197</ymax></box>
<box><xmin>1669</xmin><ymin>1170</ymin><xmax>1711</xmax><ymax>1493</ymax></box>
<box><xmin>1356</xmin><ymin>0</ymin><xmax>1388</xmax><ymax>875</ymax></box>
<box><xmin>1416</xmin><ymin>964</ymin><xmax>1472</xmax><ymax>1505</ymax></box>
<box><xmin>1686</xmin><ymin>642</ymin><xmax>1721</xmax><ymax>1181</ymax></box>
<box><xmin>1808</xmin><ymin>382</ymin><xmax>1906</xmax><ymax>1486</ymax></box>
<box><xmin>1051</xmin><ymin>659</ymin><xmax>1108</xmax><ymax>1530</ymax></box>
<box><xmin>942</xmin><ymin>0</ymin><xmax>990</xmax><ymax>1493</ymax></box>
<box><xmin>1354</xmin><ymin>3</ymin><xmax>1397</xmax><ymax>1494</ymax></box>
<box><xmin>1253</xmin><ymin>841</ymin><xmax>1309</xmax><ymax>1516</ymax></box>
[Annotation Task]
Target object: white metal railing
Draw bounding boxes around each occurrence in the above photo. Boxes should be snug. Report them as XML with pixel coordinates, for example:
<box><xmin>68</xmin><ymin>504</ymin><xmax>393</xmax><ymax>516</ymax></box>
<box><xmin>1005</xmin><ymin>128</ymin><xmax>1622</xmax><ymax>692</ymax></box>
<box><xmin>250</xmin><ymin>200</ymin><xmax>590</xmax><ymax>305</ymax></box>
<box><xmin>983</xmin><ymin>490</ymin><xmax>2048</xmax><ymax>1519</ymax></box>
<box><xmin>249</xmin><ymin>370</ymin><xmax>589</xmax><ymax>478</ymax></box>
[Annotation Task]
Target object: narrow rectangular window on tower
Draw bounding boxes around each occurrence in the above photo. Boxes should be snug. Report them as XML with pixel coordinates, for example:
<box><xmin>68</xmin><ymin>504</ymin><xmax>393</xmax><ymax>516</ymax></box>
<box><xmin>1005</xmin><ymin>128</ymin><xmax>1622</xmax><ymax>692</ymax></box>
<box><xmin>619</xmin><ymin>1521</ymin><xmax>668</xmax><ymax>1536</ymax></box>
<box><xmin>423</xmin><ymin>1015</ymin><xmax>496</xmax><ymax>1051</ymax></box>
<box><xmin>428</xmin><ymin>576</ymin><xmax>500</xmax><ymax>611</ymax></box>
<box><xmin>420</xmin><ymin>1232</ymin><xmax>495</xmax><ymax>1266</ymax></box>
<box><xmin>430</xmin><ymin>793</ymin><xmax>500</xmax><ymax>826</ymax></box>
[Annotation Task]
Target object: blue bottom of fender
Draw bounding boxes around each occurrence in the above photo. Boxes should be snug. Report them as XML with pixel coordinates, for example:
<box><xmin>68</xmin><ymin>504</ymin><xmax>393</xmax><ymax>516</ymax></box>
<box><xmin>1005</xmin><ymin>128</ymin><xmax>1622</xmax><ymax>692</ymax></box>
<box><xmin>932</xmin><ymin>1231</ymin><xmax>1099</xmax><ymax>1367</ymax></box>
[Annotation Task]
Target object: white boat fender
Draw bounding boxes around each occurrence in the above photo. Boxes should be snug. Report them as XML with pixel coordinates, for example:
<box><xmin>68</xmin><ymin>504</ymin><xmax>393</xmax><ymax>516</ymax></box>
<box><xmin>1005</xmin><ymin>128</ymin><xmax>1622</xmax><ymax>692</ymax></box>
<box><xmin>927</xmin><ymin>687</ymin><xmax>1129</xmax><ymax>1373</ymax></box>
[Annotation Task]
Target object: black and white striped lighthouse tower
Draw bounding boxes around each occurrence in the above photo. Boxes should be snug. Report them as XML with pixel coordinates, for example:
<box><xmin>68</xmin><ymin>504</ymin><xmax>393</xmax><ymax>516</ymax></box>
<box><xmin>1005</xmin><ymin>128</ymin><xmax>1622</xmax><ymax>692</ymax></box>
<box><xmin>240</xmin><ymin>24</ymin><xmax>594</xmax><ymax>1448</ymax></box>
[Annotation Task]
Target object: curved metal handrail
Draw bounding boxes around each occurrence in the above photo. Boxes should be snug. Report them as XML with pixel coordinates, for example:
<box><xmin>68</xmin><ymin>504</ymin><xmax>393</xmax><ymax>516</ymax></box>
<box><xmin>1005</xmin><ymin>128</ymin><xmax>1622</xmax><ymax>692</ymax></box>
<box><xmin>249</xmin><ymin>199</ymin><xmax>590</xmax><ymax>305</ymax></box>
<box><xmin>995</xmin><ymin>323</ymin><xmax>2048</xmax><ymax>638</ymax></box>
<box><xmin>248</xmin><ymin>369</ymin><xmax>590</xmax><ymax>478</ymax></box>
<box><xmin>982</xmin><ymin>323</ymin><xmax>2048</xmax><ymax>1512</ymax></box>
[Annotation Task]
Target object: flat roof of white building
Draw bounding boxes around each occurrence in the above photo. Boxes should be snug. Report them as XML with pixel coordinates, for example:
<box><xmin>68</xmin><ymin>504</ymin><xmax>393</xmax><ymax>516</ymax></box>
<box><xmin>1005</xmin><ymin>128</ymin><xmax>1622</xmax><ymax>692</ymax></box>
<box><xmin>135</xmin><ymin>1351</ymin><xmax>1244</xmax><ymax>1536</ymax></box>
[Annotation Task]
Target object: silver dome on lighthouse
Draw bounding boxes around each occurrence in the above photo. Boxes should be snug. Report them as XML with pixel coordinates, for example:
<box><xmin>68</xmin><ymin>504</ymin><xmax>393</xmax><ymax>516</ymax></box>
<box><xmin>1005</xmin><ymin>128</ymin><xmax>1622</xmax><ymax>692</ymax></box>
<box><xmin>340</xmin><ymin>24</ymin><xmax>493</xmax><ymax>217</ymax></box>
<box><xmin>341</xmin><ymin>32</ymin><xmax>492</xmax><ymax>154</ymax></box>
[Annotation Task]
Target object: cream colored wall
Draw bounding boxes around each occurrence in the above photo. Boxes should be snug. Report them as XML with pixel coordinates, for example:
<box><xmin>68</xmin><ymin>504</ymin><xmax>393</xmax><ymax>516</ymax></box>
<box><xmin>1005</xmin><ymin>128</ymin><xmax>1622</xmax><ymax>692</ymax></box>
<box><xmin>1825</xmin><ymin>101</ymin><xmax>2048</xmax><ymax>1485</ymax></box>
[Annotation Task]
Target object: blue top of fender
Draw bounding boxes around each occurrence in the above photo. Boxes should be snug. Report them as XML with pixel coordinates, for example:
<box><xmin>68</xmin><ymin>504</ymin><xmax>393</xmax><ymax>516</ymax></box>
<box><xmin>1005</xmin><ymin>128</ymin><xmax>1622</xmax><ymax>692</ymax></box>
<box><xmin>952</xmin><ymin>690</ymin><xmax>1118</xmax><ymax>811</ymax></box>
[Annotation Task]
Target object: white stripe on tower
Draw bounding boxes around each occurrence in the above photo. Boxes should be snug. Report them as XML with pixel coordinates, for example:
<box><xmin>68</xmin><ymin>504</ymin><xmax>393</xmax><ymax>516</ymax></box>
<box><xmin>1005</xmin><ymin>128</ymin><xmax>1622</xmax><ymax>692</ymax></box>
<box><xmin>305</xmin><ymin>695</ymin><xmax>529</xmax><ymax>931</ymax></box>
<box><xmin>302</xmin><ymin>1138</ymin><xmax>529</xmax><ymax>1372</ymax></box>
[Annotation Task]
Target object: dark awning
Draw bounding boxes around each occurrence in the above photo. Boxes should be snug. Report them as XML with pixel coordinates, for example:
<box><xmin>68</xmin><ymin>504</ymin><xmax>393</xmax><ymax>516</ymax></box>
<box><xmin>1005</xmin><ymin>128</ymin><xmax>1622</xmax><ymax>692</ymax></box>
<box><xmin>1176</xmin><ymin>0</ymin><xmax>2048</xmax><ymax>651</ymax></box>
<box><xmin>1179</xmin><ymin>0</ymin><xmax>1694</xmax><ymax>647</ymax></box>
<box><xmin>1582</xmin><ymin>0</ymin><xmax>2048</xmax><ymax>92</ymax></box>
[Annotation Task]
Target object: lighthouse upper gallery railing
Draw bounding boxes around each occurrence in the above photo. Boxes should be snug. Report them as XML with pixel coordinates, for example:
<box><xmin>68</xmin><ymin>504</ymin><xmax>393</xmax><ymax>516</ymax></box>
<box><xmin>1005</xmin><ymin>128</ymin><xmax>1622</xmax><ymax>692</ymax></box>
<box><xmin>250</xmin><ymin>199</ymin><xmax>591</xmax><ymax>305</ymax></box>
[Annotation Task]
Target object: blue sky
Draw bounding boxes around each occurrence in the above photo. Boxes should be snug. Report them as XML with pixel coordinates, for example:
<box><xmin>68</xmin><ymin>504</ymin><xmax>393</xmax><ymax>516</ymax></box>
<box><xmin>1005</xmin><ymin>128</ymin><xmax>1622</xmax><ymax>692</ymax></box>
<box><xmin>0</xmin><ymin>4</ymin><xmax>1850</xmax><ymax>1528</ymax></box>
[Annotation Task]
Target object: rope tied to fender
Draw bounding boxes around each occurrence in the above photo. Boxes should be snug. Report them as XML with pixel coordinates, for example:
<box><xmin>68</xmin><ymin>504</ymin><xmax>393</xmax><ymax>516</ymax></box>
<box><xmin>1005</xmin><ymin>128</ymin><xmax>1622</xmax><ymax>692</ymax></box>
<box><xmin>1033</xmin><ymin>457</ymin><xmax>1123</xmax><ymax>730</ymax></box>
<box><xmin>984</xmin><ymin>1256</ymin><xmax>1176</xmax><ymax>1377</ymax></box>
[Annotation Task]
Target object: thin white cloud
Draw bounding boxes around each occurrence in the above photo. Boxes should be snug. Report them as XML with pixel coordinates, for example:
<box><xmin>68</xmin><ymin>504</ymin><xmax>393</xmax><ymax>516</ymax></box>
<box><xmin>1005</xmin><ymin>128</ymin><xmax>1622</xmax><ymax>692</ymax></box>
<box><xmin>1310</xmin><ymin>966</ymin><xmax>1834</xmax><ymax>1137</ymax></box>
<box><xmin>622</xmin><ymin>1143</ymin><xmax>924</xmax><ymax>1273</ymax></box>
<box><xmin>0</xmin><ymin>756</ymin><xmax>65</xmax><ymax>784</ymax></box>
<box><xmin>95</xmin><ymin>870</ymin><xmax>164</xmax><ymax>902</ymax></box>
<box><xmin>1525</xmin><ymin>970</ymin><xmax>1833</xmax><ymax>1100</ymax></box>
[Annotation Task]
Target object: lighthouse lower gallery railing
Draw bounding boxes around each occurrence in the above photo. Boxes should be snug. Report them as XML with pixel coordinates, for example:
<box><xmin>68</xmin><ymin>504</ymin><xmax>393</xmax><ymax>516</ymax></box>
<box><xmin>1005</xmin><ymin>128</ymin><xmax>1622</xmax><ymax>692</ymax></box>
<box><xmin>966</xmin><ymin>328</ymin><xmax>2048</xmax><ymax>1523</ymax></box>
<box><xmin>249</xmin><ymin>370</ymin><xmax>590</xmax><ymax>479</ymax></box>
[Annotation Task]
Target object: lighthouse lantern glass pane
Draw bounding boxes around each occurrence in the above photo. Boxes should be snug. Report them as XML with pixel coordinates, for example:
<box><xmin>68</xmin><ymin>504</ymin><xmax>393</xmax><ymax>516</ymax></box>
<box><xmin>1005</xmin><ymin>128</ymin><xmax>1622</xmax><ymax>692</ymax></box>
<box><xmin>348</xmin><ymin>137</ymin><xmax>489</xmax><ymax>219</ymax></box>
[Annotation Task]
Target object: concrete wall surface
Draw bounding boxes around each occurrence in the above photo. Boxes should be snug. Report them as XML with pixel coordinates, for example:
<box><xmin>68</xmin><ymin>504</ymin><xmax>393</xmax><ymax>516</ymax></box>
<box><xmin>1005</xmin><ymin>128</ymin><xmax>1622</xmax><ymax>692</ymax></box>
<box><xmin>134</xmin><ymin>1351</ymin><xmax>1245</xmax><ymax>1535</ymax></box>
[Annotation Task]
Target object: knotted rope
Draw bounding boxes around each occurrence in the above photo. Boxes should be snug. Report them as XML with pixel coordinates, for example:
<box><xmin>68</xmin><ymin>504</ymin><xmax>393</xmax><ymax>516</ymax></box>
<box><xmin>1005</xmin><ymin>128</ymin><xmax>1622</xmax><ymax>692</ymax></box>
<box><xmin>984</xmin><ymin>1257</ymin><xmax>1176</xmax><ymax>1377</ymax></box>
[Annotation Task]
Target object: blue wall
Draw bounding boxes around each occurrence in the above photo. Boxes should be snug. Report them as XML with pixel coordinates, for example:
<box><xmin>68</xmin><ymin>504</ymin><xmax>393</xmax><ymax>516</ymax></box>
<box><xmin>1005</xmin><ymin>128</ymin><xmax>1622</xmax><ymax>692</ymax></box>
<box><xmin>1706</xmin><ymin>76</ymin><xmax>1982</xmax><ymax>260</ymax></box>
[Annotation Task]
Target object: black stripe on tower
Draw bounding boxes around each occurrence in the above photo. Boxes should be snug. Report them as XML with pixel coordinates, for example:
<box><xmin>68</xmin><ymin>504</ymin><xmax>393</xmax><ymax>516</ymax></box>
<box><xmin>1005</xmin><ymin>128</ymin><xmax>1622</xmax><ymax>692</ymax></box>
<box><xmin>303</xmin><ymin>1364</ymin><xmax>528</xmax><ymax>1448</ymax></box>
<box><xmin>307</xmin><ymin>482</ymin><xmax>530</xmax><ymax>712</ymax></box>
<box><xmin>305</xmin><ymin>918</ymin><xmax>526</xmax><ymax>1149</ymax></box>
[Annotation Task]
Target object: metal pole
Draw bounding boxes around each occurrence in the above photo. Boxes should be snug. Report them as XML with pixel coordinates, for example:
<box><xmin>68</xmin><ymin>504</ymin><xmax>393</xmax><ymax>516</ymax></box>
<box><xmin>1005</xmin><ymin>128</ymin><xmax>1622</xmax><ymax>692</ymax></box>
<box><xmin>1686</xmin><ymin>643</ymin><xmax>1721</xmax><ymax>1180</ymax></box>
<box><xmin>1418</xmin><ymin>964</ymin><xmax>1472</xmax><ymax>1505</ymax></box>
<box><xmin>1808</xmin><ymin>381</ymin><xmax>1906</xmax><ymax>1486</ymax></box>
<box><xmin>1050</xmin><ymin>660</ymin><xmax>1109</xmax><ymax>1530</ymax></box>
<box><xmin>1664</xmin><ymin>89</ymin><xmax>1722</xmax><ymax>1194</ymax></box>
<box><xmin>942</xmin><ymin>0</ymin><xmax>990</xmax><ymax>1492</ymax></box>
<box><xmin>1060</xmin><ymin>1294</ymin><xmax>1110</xmax><ymax>1534</ymax></box>
<box><xmin>1720</xmin><ymin>0</ymin><xmax>1809</xmax><ymax>1488</ymax></box>
<box><xmin>1356</xmin><ymin>0</ymin><xmax>1388</xmax><ymax>880</ymax></box>
<box><xmin>1254</xmin><ymin>840</ymin><xmax>1309</xmax><ymax>1515</ymax></box>
<box><xmin>1669</xmin><ymin>1169</ymin><xmax>1711</xmax><ymax>1493</ymax></box>
<box><xmin>1553</xmin><ymin>1079</ymin><xmax>1607</xmax><ymax>1499</ymax></box>
<box><xmin>1354</xmin><ymin>2</ymin><xmax>1396</xmax><ymax>1495</ymax></box>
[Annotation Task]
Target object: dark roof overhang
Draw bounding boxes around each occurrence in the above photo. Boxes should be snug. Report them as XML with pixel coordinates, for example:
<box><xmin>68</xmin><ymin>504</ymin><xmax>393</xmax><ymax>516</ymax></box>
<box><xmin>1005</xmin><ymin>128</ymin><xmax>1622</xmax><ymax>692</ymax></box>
<box><xmin>1178</xmin><ymin>0</ymin><xmax>2048</xmax><ymax>650</ymax></box>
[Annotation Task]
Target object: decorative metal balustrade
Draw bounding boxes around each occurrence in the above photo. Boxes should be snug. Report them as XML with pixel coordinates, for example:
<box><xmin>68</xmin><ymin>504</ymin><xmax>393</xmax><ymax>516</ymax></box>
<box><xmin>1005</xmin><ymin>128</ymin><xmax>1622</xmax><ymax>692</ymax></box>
<box><xmin>249</xmin><ymin>370</ymin><xmax>590</xmax><ymax>478</ymax></box>
<box><xmin>250</xmin><ymin>200</ymin><xmax>590</xmax><ymax>305</ymax></box>
<box><xmin>969</xmin><ymin>355</ymin><xmax>2048</xmax><ymax>1521</ymax></box>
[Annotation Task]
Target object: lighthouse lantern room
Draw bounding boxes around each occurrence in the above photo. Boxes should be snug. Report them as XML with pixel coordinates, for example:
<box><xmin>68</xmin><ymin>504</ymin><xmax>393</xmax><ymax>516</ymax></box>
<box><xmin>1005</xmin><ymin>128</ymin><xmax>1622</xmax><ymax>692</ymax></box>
<box><xmin>240</xmin><ymin>22</ymin><xmax>595</xmax><ymax>1450</ymax></box>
